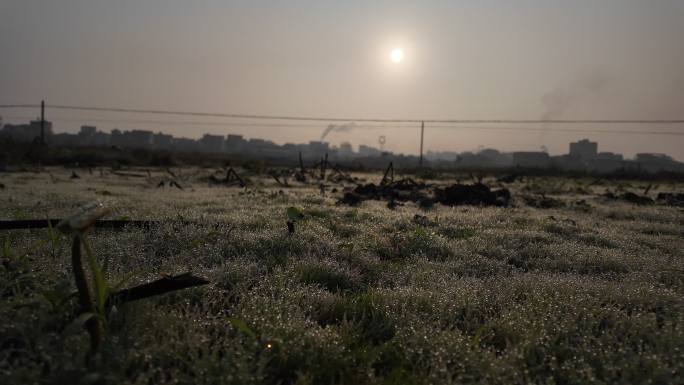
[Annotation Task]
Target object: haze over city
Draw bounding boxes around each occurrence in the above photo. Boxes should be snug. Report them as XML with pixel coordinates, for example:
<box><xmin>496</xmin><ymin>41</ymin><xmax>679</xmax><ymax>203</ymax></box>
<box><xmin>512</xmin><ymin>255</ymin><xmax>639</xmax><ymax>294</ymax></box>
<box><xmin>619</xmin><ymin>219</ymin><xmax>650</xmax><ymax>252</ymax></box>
<box><xmin>1</xmin><ymin>0</ymin><xmax>683</xmax><ymax>158</ymax></box>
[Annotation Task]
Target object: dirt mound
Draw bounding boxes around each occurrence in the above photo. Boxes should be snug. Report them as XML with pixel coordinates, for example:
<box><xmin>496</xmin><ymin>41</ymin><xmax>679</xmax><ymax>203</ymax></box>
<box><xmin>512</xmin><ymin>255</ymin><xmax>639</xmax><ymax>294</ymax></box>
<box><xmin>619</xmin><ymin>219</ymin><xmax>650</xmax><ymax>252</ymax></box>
<box><xmin>603</xmin><ymin>192</ymin><xmax>654</xmax><ymax>205</ymax></box>
<box><xmin>434</xmin><ymin>183</ymin><xmax>511</xmax><ymax>207</ymax></box>
<box><xmin>656</xmin><ymin>192</ymin><xmax>684</xmax><ymax>207</ymax></box>
<box><xmin>338</xmin><ymin>181</ymin><xmax>510</xmax><ymax>208</ymax></box>
<box><xmin>338</xmin><ymin>179</ymin><xmax>430</xmax><ymax>206</ymax></box>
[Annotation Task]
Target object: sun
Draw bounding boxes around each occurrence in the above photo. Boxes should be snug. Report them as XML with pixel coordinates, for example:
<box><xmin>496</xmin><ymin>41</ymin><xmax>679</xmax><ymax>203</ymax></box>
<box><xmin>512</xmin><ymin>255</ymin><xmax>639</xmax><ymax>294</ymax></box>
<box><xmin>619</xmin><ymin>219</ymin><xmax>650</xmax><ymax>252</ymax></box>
<box><xmin>390</xmin><ymin>48</ymin><xmax>404</xmax><ymax>63</ymax></box>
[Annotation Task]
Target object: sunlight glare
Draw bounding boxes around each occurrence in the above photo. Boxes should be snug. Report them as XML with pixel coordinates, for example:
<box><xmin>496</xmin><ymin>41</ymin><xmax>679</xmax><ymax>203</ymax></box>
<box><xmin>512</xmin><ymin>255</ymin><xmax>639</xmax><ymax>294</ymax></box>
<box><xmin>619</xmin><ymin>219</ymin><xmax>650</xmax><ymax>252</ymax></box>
<box><xmin>390</xmin><ymin>48</ymin><xmax>404</xmax><ymax>63</ymax></box>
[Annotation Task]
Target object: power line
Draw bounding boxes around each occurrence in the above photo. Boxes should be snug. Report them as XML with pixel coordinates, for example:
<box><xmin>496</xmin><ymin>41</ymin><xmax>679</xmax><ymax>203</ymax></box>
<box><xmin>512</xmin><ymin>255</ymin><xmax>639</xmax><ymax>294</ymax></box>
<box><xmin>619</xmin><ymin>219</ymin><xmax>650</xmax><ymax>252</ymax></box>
<box><xmin>4</xmin><ymin>115</ymin><xmax>684</xmax><ymax>136</ymax></box>
<box><xmin>1</xmin><ymin>103</ymin><xmax>684</xmax><ymax>124</ymax></box>
<box><xmin>428</xmin><ymin>125</ymin><xmax>684</xmax><ymax>136</ymax></box>
<box><xmin>1</xmin><ymin>115</ymin><xmax>413</xmax><ymax>129</ymax></box>
<box><xmin>3</xmin><ymin>115</ymin><xmax>339</xmax><ymax>128</ymax></box>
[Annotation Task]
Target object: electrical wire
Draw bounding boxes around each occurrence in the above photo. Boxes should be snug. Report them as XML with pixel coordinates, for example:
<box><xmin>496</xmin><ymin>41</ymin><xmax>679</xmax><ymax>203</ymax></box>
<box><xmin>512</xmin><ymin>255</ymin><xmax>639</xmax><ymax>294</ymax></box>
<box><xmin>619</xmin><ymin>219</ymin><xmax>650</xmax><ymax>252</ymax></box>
<box><xmin>2</xmin><ymin>103</ymin><xmax>684</xmax><ymax>125</ymax></box>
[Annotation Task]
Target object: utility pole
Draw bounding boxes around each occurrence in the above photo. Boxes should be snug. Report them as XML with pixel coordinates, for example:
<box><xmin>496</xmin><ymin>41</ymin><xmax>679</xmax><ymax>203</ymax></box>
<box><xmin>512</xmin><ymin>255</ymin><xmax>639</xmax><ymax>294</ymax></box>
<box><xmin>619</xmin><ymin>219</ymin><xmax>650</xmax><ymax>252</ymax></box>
<box><xmin>40</xmin><ymin>100</ymin><xmax>45</xmax><ymax>145</ymax></box>
<box><xmin>419</xmin><ymin>120</ymin><xmax>424</xmax><ymax>167</ymax></box>
<box><xmin>38</xmin><ymin>100</ymin><xmax>45</xmax><ymax>172</ymax></box>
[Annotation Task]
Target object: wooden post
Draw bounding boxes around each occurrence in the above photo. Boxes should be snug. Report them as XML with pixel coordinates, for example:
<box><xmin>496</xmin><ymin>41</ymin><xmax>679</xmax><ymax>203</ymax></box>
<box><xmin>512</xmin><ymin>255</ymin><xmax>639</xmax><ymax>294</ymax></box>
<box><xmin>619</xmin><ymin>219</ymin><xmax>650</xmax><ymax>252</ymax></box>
<box><xmin>298</xmin><ymin>151</ymin><xmax>304</xmax><ymax>174</ymax></box>
<box><xmin>38</xmin><ymin>100</ymin><xmax>45</xmax><ymax>172</ymax></box>
<box><xmin>321</xmin><ymin>153</ymin><xmax>328</xmax><ymax>179</ymax></box>
<box><xmin>381</xmin><ymin>161</ymin><xmax>394</xmax><ymax>185</ymax></box>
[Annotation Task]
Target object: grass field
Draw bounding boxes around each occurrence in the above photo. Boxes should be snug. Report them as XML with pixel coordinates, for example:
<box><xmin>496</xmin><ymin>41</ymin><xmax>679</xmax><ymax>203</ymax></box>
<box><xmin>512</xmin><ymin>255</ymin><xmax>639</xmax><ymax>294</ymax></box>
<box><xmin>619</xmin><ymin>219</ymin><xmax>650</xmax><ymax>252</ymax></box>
<box><xmin>1</xmin><ymin>168</ymin><xmax>683</xmax><ymax>384</ymax></box>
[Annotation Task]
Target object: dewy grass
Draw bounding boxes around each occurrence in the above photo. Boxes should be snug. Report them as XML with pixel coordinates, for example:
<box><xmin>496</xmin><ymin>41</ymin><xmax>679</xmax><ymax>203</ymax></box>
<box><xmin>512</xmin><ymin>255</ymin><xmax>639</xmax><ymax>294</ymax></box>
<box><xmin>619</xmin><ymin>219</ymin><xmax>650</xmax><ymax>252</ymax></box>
<box><xmin>0</xmin><ymin>168</ymin><xmax>683</xmax><ymax>384</ymax></box>
<box><xmin>298</xmin><ymin>262</ymin><xmax>360</xmax><ymax>293</ymax></box>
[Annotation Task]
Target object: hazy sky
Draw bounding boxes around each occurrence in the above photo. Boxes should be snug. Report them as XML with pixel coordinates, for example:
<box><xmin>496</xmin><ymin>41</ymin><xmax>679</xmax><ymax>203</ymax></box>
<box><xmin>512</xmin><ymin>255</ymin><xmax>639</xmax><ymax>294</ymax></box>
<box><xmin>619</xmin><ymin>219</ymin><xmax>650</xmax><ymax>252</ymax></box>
<box><xmin>1</xmin><ymin>0</ymin><xmax>683</xmax><ymax>158</ymax></box>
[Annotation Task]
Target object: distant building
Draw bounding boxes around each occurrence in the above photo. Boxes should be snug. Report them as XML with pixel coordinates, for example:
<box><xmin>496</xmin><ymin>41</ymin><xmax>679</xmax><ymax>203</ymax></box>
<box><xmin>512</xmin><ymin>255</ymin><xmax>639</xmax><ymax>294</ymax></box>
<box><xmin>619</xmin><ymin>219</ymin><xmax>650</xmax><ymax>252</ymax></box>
<box><xmin>110</xmin><ymin>129</ymin><xmax>124</xmax><ymax>147</ymax></box>
<box><xmin>172</xmin><ymin>137</ymin><xmax>199</xmax><ymax>152</ymax></box>
<box><xmin>427</xmin><ymin>150</ymin><xmax>459</xmax><ymax>162</ymax></box>
<box><xmin>635</xmin><ymin>153</ymin><xmax>684</xmax><ymax>173</ymax></box>
<box><xmin>0</xmin><ymin>119</ymin><xmax>53</xmax><ymax>142</ymax></box>
<box><xmin>109</xmin><ymin>129</ymin><xmax>153</xmax><ymax>148</ymax></box>
<box><xmin>90</xmin><ymin>132</ymin><xmax>110</xmax><ymax>147</ymax></box>
<box><xmin>307</xmin><ymin>141</ymin><xmax>329</xmax><ymax>156</ymax></box>
<box><xmin>77</xmin><ymin>126</ymin><xmax>110</xmax><ymax>146</ymax></box>
<box><xmin>512</xmin><ymin>151</ymin><xmax>551</xmax><ymax>168</ymax></box>
<box><xmin>248</xmin><ymin>138</ymin><xmax>267</xmax><ymax>147</ymax></box>
<box><xmin>248</xmin><ymin>138</ymin><xmax>278</xmax><ymax>150</ymax></box>
<box><xmin>3</xmin><ymin>118</ymin><xmax>681</xmax><ymax>174</ymax></box>
<box><xmin>552</xmin><ymin>154</ymin><xmax>585</xmax><ymax>171</ymax></box>
<box><xmin>225</xmin><ymin>134</ymin><xmax>247</xmax><ymax>152</ymax></box>
<box><xmin>153</xmin><ymin>132</ymin><xmax>174</xmax><ymax>149</ymax></box>
<box><xmin>569</xmin><ymin>139</ymin><xmax>598</xmax><ymax>161</ymax></box>
<box><xmin>636</xmin><ymin>153</ymin><xmax>673</xmax><ymax>163</ymax></box>
<box><xmin>199</xmin><ymin>134</ymin><xmax>225</xmax><ymax>153</ymax></box>
<box><xmin>79</xmin><ymin>125</ymin><xmax>97</xmax><ymax>137</ymax></box>
<box><xmin>456</xmin><ymin>148</ymin><xmax>512</xmax><ymax>168</ymax></box>
<box><xmin>337</xmin><ymin>142</ymin><xmax>354</xmax><ymax>158</ymax></box>
<box><xmin>456</xmin><ymin>149</ymin><xmax>511</xmax><ymax>168</ymax></box>
<box><xmin>281</xmin><ymin>143</ymin><xmax>298</xmax><ymax>152</ymax></box>
<box><xmin>358</xmin><ymin>145</ymin><xmax>382</xmax><ymax>157</ymax></box>
<box><xmin>124</xmin><ymin>130</ymin><xmax>154</xmax><ymax>148</ymax></box>
<box><xmin>596</xmin><ymin>152</ymin><xmax>623</xmax><ymax>161</ymax></box>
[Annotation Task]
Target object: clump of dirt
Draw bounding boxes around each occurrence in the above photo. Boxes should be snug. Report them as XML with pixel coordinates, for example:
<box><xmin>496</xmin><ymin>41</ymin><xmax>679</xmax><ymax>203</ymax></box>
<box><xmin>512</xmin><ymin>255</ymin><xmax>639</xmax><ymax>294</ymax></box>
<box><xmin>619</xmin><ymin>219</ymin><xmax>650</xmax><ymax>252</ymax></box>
<box><xmin>656</xmin><ymin>192</ymin><xmax>684</xmax><ymax>207</ymax></box>
<box><xmin>157</xmin><ymin>179</ymin><xmax>183</xmax><ymax>189</ymax></box>
<box><xmin>338</xmin><ymin>179</ymin><xmax>430</xmax><ymax>206</ymax></box>
<box><xmin>602</xmin><ymin>192</ymin><xmax>654</xmax><ymax>205</ymax></box>
<box><xmin>338</xmin><ymin>181</ymin><xmax>511</xmax><ymax>208</ymax></box>
<box><xmin>622</xmin><ymin>192</ymin><xmax>654</xmax><ymax>205</ymax></box>
<box><xmin>434</xmin><ymin>183</ymin><xmax>511</xmax><ymax>207</ymax></box>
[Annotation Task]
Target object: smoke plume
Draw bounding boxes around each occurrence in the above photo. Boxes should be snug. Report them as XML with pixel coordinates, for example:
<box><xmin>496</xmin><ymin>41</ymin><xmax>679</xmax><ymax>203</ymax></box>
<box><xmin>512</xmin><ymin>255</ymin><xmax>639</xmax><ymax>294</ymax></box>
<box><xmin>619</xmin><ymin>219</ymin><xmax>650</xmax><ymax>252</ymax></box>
<box><xmin>320</xmin><ymin>122</ymin><xmax>357</xmax><ymax>140</ymax></box>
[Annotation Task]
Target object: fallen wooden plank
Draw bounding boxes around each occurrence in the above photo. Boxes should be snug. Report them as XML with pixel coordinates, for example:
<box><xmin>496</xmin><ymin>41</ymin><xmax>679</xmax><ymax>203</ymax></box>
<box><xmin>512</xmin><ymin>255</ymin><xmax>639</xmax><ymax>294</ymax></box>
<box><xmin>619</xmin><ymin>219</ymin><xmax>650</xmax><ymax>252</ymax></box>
<box><xmin>106</xmin><ymin>272</ymin><xmax>209</xmax><ymax>307</ymax></box>
<box><xmin>0</xmin><ymin>219</ymin><xmax>161</xmax><ymax>231</ymax></box>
